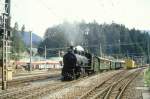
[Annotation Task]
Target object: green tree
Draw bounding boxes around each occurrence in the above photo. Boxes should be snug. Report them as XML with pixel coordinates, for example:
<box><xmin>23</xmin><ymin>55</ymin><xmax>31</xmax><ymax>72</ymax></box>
<box><xmin>11</xmin><ymin>22</ymin><xmax>26</xmax><ymax>60</ymax></box>
<box><xmin>38</xmin><ymin>26</ymin><xmax>68</xmax><ymax>57</ymax></box>
<box><xmin>21</xmin><ymin>24</ymin><xmax>25</xmax><ymax>36</ymax></box>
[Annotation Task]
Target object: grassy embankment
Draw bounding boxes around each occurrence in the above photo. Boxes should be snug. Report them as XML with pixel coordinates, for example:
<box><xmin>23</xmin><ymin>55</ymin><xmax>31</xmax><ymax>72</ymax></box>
<box><xmin>144</xmin><ymin>68</ymin><xmax>150</xmax><ymax>87</ymax></box>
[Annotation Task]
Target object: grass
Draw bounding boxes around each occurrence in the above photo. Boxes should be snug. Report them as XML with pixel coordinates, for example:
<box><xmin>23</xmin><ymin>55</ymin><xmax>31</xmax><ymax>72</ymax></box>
<box><xmin>144</xmin><ymin>68</ymin><xmax>150</xmax><ymax>87</ymax></box>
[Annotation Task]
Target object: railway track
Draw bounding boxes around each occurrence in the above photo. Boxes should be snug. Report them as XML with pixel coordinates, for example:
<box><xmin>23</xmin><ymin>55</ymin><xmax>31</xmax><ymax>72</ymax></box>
<box><xmin>0</xmin><ymin>70</ymin><xmax>123</xmax><ymax>99</ymax></box>
<box><xmin>0</xmin><ymin>73</ymin><xmax>60</xmax><ymax>87</ymax></box>
<box><xmin>0</xmin><ymin>69</ymin><xmax>142</xmax><ymax>99</ymax></box>
<box><xmin>79</xmin><ymin>68</ymin><xmax>143</xmax><ymax>99</ymax></box>
<box><xmin>40</xmin><ymin>70</ymin><xmax>126</xmax><ymax>99</ymax></box>
<box><xmin>0</xmin><ymin>74</ymin><xmax>90</xmax><ymax>99</ymax></box>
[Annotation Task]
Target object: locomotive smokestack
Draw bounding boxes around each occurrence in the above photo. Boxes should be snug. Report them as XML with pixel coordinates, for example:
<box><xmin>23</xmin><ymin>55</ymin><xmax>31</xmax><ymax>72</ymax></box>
<box><xmin>67</xmin><ymin>45</ymin><xmax>74</xmax><ymax>53</ymax></box>
<box><xmin>70</xmin><ymin>46</ymin><xmax>73</xmax><ymax>50</ymax></box>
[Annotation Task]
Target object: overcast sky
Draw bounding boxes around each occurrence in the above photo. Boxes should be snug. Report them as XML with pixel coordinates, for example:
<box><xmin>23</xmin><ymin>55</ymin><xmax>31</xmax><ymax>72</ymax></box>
<box><xmin>0</xmin><ymin>0</ymin><xmax>150</xmax><ymax>37</ymax></box>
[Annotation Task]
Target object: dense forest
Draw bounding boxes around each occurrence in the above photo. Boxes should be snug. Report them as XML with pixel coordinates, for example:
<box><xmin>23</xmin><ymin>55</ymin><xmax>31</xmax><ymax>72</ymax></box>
<box><xmin>38</xmin><ymin>21</ymin><xmax>150</xmax><ymax>59</ymax></box>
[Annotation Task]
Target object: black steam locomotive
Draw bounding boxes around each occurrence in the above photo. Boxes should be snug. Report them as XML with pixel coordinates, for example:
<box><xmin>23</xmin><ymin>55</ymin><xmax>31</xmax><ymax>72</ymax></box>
<box><xmin>61</xmin><ymin>46</ymin><xmax>125</xmax><ymax>81</ymax></box>
<box><xmin>61</xmin><ymin>46</ymin><xmax>94</xmax><ymax>81</ymax></box>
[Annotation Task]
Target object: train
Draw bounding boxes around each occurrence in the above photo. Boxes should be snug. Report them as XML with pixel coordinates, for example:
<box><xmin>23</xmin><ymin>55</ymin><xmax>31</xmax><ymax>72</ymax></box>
<box><xmin>61</xmin><ymin>46</ymin><xmax>125</xmax><ymax>81</ymax></box>
<box><xmin>125</xmin><ymin>59</ymin><xmax>137</xmax><ymax>69</ymax></box>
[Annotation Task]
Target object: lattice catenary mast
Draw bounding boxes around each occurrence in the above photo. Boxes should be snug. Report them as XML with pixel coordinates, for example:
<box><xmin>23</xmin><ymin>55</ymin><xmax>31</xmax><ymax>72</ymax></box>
<box><xmin>0</xmin><ymin>0</ymin><xmax>11</xmax><ymax>90</ymax></box>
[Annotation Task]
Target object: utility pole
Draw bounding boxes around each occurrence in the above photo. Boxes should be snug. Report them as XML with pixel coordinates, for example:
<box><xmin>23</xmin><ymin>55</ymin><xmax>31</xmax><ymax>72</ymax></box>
<box><xmin>147</xmin><ymin>35</ymin><xmax>150</xmax><ymax>69</ymax></box>
<box><xmin>1</xmin><ymin>0</ymin><xmax>11</xmax><ymax>90</ymax></box>
<box><xmin>99</xmin><ymin>43</ymin><xmax>102</xmax><ymax>57</ymax></box>
<box><xmin>118</xmin><ymin>40</ymin><xmax>121</xmax><ymax>58</ymax></box>
<box><xmin>126</xmin><ymin>50</ymin><xmax>129</xmax><ymax>59</ymax></box>
<box><xmin>84</xmin><ymin>28</ymin><xmax>89</xmax><ymax>51</ymax></box>
<box><xmin>44</xmin><ymin>45</ymin><xmax>47</xmax><ymax>69</ymax></box>
<box><xmin>29</xmin><ymin>31</ymin><xmax>32</xmax><ymax>71</ymax></box>
<box><xmin>45</xmin><ymin>45</ymin><xmax>46</xmax><ymax>60</ymax></box>
<box><xmin>58</xmin><ymin>50</ymin><xmax>60</xmax><ymax>57</ymax></box>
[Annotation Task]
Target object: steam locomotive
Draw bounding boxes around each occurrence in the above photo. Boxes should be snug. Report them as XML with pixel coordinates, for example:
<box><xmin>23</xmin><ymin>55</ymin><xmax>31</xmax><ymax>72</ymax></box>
<box><xmin>61</xmin><ymin>46</ymin><xmax>125</xmax><ymax>81</ymax></box>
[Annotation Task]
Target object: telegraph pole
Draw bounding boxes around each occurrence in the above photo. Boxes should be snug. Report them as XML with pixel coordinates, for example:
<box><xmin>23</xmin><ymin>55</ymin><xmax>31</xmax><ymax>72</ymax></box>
<box><xmin>118</xmin><ymin>40</ymin><xmax>121</xmax><ymax>58</ymax></box>
<box><xmin>99</xmin><ymin>43</ymin><xmax>102</xmax><ymax>57</ymax></box>
<box><xmin>44</xmin><ymin>45</ymin><xmax>47</xmax><ymax>69</ymax></box>
<box><xmin>58</xmin><ymin>50</ymin><xmax>61</xmax><ymax>57</ymax></box>
<box><xmin>29</xmin><ymin>31</ymin><xmax>32</xmax><ymax>71</ymax></box>
<box><xmin>45</xmin><ymin>45</ymin><xmax>46</xmax><ymax>59</ymax></box>
<box><xmin>1</xmin><ymin>0</ymin><xmax>11</xmax><ymax>90</ymax></box>
<box><xmin>147</xmin><ymin>35</ymin><xmax>150</xmax><ymax>69</ymax></box>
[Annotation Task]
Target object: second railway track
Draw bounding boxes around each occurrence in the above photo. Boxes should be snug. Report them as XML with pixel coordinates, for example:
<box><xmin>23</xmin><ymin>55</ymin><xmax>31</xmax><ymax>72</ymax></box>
<box><xmin>79</xmin><ymin>68</ymin><xmax>143</xmax><ymax>99</ymax></box>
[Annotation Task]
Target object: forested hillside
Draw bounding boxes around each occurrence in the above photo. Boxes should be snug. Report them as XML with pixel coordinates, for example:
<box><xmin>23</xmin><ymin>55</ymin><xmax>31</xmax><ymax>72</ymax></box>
<box><xmin>38</xmin><ymin>21</ymin><xmax>150</xmax><ymax>58</ymax></box>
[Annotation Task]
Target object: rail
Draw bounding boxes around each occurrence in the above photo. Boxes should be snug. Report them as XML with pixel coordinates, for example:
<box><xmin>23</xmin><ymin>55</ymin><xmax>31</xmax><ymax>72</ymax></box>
<box><xmin>79</xmin><ymin>68</ymin><xmax>143</xmax><ymax>99</ymax></box>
